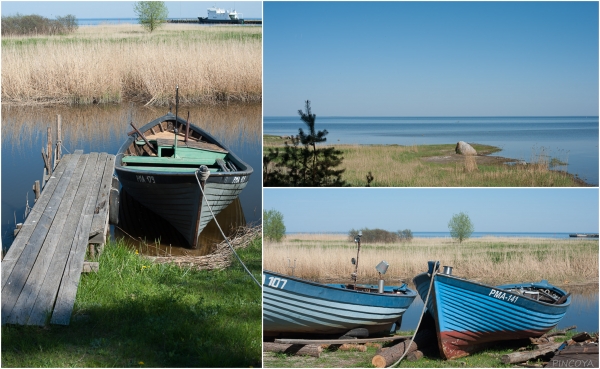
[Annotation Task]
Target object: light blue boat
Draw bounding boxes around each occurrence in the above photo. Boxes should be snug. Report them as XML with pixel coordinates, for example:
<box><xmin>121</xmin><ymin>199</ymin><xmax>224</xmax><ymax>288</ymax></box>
<box><xmin>413</xmin><ymin>262</ymin><xmax>571</xmax><ymax>359</ymax></box>
<box><xmin>263</xmin><ymin>270</ymin><xmax>417</xmax><ymax>337</ymax></box>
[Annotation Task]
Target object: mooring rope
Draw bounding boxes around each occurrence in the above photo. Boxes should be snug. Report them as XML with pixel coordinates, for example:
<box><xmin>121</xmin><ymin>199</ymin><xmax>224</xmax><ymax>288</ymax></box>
<box><xmin>194</xmin><ymin>166</ymin><xmax>261</xmax><ymax>288</ymax></box>
<box><xmin>390</xmin><ymin>261</ymin><xmax>439</xmax><ymax>368</ymax></box>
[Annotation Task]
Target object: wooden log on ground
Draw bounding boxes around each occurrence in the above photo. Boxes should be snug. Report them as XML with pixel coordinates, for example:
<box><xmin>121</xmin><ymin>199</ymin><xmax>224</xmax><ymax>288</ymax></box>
<box><xmin>406</xmin><ymin>350</ymin><xmax>424</xmax><ymax>362</ymax></box>
<box><xmin>263</xmin><ymin>342</ymin><xmax>322</xmax><ymax>358</ymax></box>
<box><xmin>339</xmin><ymin>344</ymin><xmax>367</xmax><ymax>352</ymax></box>
<box><xmin>542</xmin><ymin>325</ymin><xmax>576</xmax><ymax>338</ymax></box>
<box><xmin>530</xmin><ymin>336</ymin><xmax>556</xmax><ymax>345</ymax></box>
<box><xmin>500</xmin><ymin>342</ymin><xmax>562</xmax><ymax>364</ymax></box>
<box><xmin>275</xmin><ymin>335</ymin><xmax>411</xmax><ymax>345</ymax></box>
<box><xmin>571</xmin><ymin>332</ymin><xmax>592</xmax><ymax>343</ymax></box>
<box><xmin>371</xmin><ymin>329</ymin><xmax>436</xmax><ymax>368</ymax></box>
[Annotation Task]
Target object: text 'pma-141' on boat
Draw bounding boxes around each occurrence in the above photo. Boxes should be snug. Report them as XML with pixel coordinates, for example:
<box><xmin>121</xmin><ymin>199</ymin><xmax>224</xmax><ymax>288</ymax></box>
<box><xmin>413</xmin><ymin>262</ymin><xmax>571</xmax><ymax>360</ymax></box>
<box><xmin>115</xmin><ymin>89</ymin><xmax>252</xmax><ymax>249</ymax></box>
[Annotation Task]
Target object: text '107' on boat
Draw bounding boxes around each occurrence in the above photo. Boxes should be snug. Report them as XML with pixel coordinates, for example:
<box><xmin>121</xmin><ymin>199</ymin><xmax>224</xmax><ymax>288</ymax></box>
<box><xmin>263</xmin><ymin>232</ymin><xmax>417</xmax><ymax>338</ymax></box>
<box><xmin>413</xmin><ymin>261</ymin><xmax>571</xmax><ymax>360</ymax></box>
<box><xmin>114</xmin><ymin>87</ymin><xmax>252</xmax><ymax>249</ymax></box>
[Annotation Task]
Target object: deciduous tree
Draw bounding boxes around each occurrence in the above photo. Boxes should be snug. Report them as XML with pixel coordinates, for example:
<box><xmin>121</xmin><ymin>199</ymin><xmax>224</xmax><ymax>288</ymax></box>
<box><xmin>134</xmin><ymin>1</ymin><xmax>168</xmax><ymax>33</ymax></box>
<box><xmin>448</xmin><ymin>212</ymin><xmax>474</xmax><ymax>243</ymax></box>
<box><xmin>264</xmin><ymin>209</ymin><xmax>286</xmax><ymax>242</ymax></box>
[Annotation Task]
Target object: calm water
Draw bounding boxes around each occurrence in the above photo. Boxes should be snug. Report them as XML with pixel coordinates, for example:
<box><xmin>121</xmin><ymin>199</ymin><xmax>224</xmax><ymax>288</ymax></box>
<box><xmin>402</xmin><ymin>284</ymin><xmax>599</xmax><ymax>333</ymax></box>
<box><xmin>264</xmin><ymin>116</ymin><xmax>599</xmax><ymax>185</ymax></box>
<box><xmin>287</xmin><ymin>232</ymin><xmax>597</xmax><ymax>239</ymax></box>
<box><xmin>1</xmin><ymin>104</ymin><xmax>261</xmax><ymax>254</ymax></box>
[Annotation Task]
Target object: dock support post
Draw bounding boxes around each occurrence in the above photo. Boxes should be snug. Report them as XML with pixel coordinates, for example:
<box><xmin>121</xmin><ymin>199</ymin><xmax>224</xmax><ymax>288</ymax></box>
<box><xmin>33</xmin><ymin>180</ymin><xmax>41</xmax><ymax>202</ymax></box>
<box><xmin>54</xmin><ymin>115</ymin><xmax>62</xmax><ymax>169</ymax></box>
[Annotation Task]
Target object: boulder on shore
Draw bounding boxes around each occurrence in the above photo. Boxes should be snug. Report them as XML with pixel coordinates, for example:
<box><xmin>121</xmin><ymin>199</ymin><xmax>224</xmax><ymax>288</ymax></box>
<box><xmin>455</xmin><ymin>141</ymin><xmax>477</xmax><ymax>156</ymax></box>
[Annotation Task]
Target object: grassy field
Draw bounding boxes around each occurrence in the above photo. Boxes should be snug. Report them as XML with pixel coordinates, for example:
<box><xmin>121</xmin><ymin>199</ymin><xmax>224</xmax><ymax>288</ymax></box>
<box><xmin>263</xmin><ymin>330</ymin><xmax>579</xmax><ymax>368</ymax></box>
<box><xmin>1</xmin><ymin>235</ymin><xmax>262</xmax><ymax>367</ymax></box>
<box><xmin>264</xmin><ymin>137</ymin><xmax>584</xmax><ymax>187</ymax></box>
<box><xmin>1</xmin><ymin>24</ymin><xmax>262</xmax><ymax>106</ymax></box>
<box><xmin>264</xmin><ymin>234</ymin><xmax>598</xmax><ymax>285</ymax></box>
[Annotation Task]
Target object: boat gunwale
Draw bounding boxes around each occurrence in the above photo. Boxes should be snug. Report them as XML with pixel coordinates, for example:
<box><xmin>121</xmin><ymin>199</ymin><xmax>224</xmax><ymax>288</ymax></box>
<box><xmin>264</xmin><ymin>270</ymin><xmax>417</xmax><ymax>299</ymax></box>
<box><xmin>115</xmin><ymin>113</ymin><xmax>253</xmax><ymax>178</ymax></box>
<box><xmin>414</xmin><ymin>271</ymin><xmax>571</xmax><ymax>308</ymax></box>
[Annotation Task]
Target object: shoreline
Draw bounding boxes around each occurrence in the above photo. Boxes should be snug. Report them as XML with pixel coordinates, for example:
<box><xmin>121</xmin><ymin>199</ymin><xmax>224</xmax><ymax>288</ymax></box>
<box><xmin>263</xmin><ymin>136</ymin><xmax>594</xmax><ymax>186</ymax></box>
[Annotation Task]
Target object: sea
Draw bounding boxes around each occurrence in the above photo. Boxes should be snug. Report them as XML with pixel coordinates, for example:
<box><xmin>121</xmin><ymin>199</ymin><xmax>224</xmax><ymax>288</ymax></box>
<box><xmin>263</xmin><ymin>116</ymin><xmax>600</xmax><ymax>186</ymax></box>
<box><xmin>286</xmin><ymin>232</ymin><xmax>593</xmax><ymax>239</ymax></box>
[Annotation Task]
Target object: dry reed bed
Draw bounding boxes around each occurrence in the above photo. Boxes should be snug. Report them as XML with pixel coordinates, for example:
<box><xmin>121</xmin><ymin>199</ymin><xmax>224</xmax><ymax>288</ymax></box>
<box><xmin>150</xmin><ymin>225</ymin><xmax>261</xmax><ymax>271</ymax></box>
<box><xmin>264</xmin><ymin>235</ymin><xmax>598</xmax><ymax>285</ymax></box>
<box><xmin>1</xmin><ymin>24</ymin><xmax>262</xmax><ymax>106</ymax></box>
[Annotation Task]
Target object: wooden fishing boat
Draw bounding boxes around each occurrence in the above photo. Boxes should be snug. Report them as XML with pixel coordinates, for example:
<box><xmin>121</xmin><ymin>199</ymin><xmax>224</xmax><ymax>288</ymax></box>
<box><xmin>413</xmin><ymin>262</ymin><xmax>571</xmax><ymax>360</ymax></box>
<box><xmin>115</xmin><ymin>111</ymin><xmax>252</xmax><ymax>249</ymax></box>
<box><xmin>263</xmin><ymin>270</ymin><xmax>417</xmax><ymax>337</ymax></box>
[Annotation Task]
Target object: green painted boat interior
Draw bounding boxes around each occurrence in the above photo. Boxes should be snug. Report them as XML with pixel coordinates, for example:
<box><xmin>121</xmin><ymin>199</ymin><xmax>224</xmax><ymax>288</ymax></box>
<box><xmin>122</xmin><ymin>142</ymin><xmax>231</xmax><ymax>173</ymax></box>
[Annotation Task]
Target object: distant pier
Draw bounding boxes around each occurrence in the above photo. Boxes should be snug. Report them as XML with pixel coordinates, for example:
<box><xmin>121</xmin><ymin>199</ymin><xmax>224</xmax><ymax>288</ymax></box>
<box><xmin>167</xmin><ymin>18</ymin><xmax>262</xmax><ymax>25</ymax></box>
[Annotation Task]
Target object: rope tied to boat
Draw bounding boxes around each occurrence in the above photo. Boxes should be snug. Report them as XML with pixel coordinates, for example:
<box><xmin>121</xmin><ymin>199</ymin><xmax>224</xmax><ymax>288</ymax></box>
<box><xmin>198</xmin><ymin>165</ymin><xmax>210</xmax><ymax>181</ymax></box>
<box><xmin>194</xmin><ymin>167</ymin><xmax>261</xmax><ymax>288</ymax></box>
<box><xmin>390</xmin><ymin>261</ymin><xmax>439</xmax><ymax>368</ymax></box>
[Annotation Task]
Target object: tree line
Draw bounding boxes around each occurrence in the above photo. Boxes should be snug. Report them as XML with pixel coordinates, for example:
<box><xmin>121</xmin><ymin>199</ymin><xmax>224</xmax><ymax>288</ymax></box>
<box><xmin>1</xmin><ymin>14</ymin><xmax>78</xmax><ymax>36</ymax></box>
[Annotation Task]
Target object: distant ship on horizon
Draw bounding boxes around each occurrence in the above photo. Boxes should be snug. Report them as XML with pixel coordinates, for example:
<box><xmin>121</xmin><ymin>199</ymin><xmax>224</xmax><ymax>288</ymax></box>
<box><xmin>198</xmin><ymin>6</ymin><xmax>244</xmax><ymax>24</ymax></box>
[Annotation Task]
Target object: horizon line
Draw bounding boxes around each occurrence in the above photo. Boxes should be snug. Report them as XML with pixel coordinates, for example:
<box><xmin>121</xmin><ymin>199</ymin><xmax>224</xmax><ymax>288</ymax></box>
<box><xmin>264</xmin><ymin>115</ymin><xmax>599</xmax><ymax>118</ymax></box>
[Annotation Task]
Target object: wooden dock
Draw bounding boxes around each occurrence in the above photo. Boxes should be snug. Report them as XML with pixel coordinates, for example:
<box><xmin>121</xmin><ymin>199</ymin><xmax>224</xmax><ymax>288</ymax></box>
<box><xmin>1</xmin><ymin>150</ymin><xmax>115</xmax><ymax>326</ymax></box>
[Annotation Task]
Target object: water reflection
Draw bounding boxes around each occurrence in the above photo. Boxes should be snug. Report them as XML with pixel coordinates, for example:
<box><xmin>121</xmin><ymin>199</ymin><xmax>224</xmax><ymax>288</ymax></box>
<box><xmin>115</xmin><ymin>189</ymin><xmax>247</xmax><ymax>256</ymax></box>
<box><xmin>1</xmin><ymin>103</ymin><xmax>261</xmax><ymax>251</ymax></box>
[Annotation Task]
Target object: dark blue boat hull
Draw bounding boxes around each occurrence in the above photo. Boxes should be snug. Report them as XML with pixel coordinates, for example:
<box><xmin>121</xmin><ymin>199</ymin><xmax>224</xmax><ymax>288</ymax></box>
<box><xmin>115</xmin><ymin>113</ymin><xmax>252</xmax><ymax>248</ymax></box>
<box><xmin>263</xmin><ymin>270</ymin><xmax>417</xmax><ymax>336</ymax></box>
<box><xmin>413</xmin><ymin>271</ymin><xmax>570</xmax><ymax>359</ymax></box>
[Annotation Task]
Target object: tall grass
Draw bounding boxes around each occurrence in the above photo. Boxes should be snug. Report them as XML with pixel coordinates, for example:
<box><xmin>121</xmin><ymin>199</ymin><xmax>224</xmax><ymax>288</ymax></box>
<box><xmin>264</xmin><ymin>234</ymin><xmax>598</xmax><ymax>285</ymax></box>
<box><xmin>1</xmin><ymin>236</ymin><xmax>262</xmax><ymax>367</ymax></box>
<box><xmin>1</xmin><ymin>24</ymin><xmax>262</xmax><ymax>106</ymax></box>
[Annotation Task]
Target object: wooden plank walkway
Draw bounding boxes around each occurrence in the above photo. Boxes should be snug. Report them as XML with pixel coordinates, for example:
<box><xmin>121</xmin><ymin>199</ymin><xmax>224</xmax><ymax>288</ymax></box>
<box><xmin>1</xmin><ymin>151</ymin><xmax>115</xmax><ymax>326</ymax></box>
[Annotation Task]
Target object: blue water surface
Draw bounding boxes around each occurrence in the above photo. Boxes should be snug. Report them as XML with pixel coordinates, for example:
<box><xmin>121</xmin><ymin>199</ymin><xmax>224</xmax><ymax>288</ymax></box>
<box><xmin>264</xmin><ymin>116</ymin><xmax>599</xmax><ymax>185</ymax></box>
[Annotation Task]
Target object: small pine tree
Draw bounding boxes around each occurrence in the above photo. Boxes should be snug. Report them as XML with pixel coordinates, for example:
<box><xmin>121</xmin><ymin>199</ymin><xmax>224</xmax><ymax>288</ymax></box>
<box><xmin>263</xmin><ymin>100</ymin><xmax>346</xmax><ymax>187</ymax></box>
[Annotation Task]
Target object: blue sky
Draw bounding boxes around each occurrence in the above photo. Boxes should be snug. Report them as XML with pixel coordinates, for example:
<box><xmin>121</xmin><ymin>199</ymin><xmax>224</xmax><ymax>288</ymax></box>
<box><xmin>264</xmin><ymin>1</ymin><xmax>599</xmax><ymax>116</ymax></box>
<box><xmin>263</xmin><ymin>188</ymin><xmax>599</xmax><ymax>233</ymax></box>
<box><xmin>1</xmin><ymin>1</ymin><xmax>262</xmax><ymax>19</ymax></box>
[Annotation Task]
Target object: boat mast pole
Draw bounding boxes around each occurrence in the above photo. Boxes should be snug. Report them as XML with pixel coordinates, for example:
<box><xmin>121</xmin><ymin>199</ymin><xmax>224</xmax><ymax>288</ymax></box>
<box><xmin>352</xmin><ymin>232</ymin><xmax>362</xmax><ymax>286</ymax></box>
<box><xmin>174</xmin><ymin>85</ymin><xmax>179</xmax><ymax>158</ymax></box>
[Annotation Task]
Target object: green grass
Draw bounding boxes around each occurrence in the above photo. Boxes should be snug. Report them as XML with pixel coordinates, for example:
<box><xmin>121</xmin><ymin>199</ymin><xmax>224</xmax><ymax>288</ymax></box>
<box><xmin>264</xmin><ymin>139</ymin><xmax>586</xmax><ymax>187</ymax></box>
<box><xmin>1</xmin><ymin>26</ymin><xmax>262</xmax><ymax>47</ymax></box>
<box><xmin>1</xmin><ymin>237</ymin><xmax>262</xmax><ymax>368</ymax></box>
